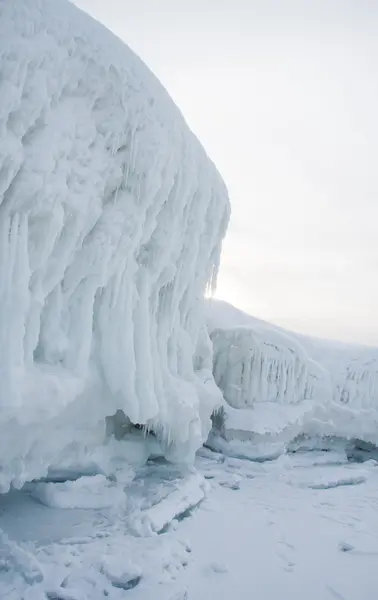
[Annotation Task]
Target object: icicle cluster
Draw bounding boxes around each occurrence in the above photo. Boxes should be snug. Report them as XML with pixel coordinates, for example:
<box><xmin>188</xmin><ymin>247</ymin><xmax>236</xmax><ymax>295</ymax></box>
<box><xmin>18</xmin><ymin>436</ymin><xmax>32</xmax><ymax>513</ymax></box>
<box><xmin>211</xmin><ymin>327</ymin><xmax>329</xmax><ymax>409</ymax></box>
<box><xmin>208</xmin><ymin>301</ymin><xmax>378</xmax><ymax>445</ymax></box>
<box><xmin>0</xmin><ymin>0</ymin><xmax>229</xmax><ymax>489</ymax></box>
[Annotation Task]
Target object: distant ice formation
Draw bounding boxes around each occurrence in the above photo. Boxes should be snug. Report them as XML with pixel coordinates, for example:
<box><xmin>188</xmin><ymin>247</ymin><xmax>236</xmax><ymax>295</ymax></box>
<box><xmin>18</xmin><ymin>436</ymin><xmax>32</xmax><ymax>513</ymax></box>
<box><xmin>207</xmin><ymin>301</ymin><xmax>378</xmax><ymax>447</ymax></box>
<box><xmin>211</xmin><ymin>326</ymin><xmax>329</xmax><ymax>409</ymax></box>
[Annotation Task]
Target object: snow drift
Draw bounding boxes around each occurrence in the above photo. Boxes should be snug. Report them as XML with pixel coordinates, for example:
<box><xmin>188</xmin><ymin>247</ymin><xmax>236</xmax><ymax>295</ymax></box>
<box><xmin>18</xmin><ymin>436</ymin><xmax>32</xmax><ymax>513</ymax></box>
<box><xmin>0</xmin><ymin>0</ymin><xmax>229</xmax><ymax>489</ymax></box>
<box><xmin>207</xmin><ymin>301</ymin><xmax>378</xmax><ymax>447</ymax></box>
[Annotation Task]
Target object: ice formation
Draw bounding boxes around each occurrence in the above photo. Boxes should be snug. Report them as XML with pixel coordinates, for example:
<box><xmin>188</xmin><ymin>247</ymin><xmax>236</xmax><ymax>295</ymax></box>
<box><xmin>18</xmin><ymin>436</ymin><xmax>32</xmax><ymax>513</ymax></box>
<box><xmin>295</xmin><ymin>330</ymin><xmax>378</xmax><ymax>444</ymax></box>
<box><xmin>0</xmin><ymin>0</ymin><xmax>229</xmax><ymax>489</ymax></box>
<box><xmin>307</xmin><ymin>350</ymin><xmax>378</xmax><ymax>445</ymax></box>
<box><xmin>211</xmin><ymin>326</ymin><xmax>329</xmax><ymax>409</ymax></box>
<box><xmin>329</xmin><ymin>351</ymin><xmax>378</xmax><ymax>408</ymax></box>
<box><xmin>207</xmin><ymin>301</ymin><xmax>331</xmax><ymax>441</ymax></box>
<box><xmin>207</xmin><ymin>301</ymin><xmax>378</xmax><ymax>446</ymax></box>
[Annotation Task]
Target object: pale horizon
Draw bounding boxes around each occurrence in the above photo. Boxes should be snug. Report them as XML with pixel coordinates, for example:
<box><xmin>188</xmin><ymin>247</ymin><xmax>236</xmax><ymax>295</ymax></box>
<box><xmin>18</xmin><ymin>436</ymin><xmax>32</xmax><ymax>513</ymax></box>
<box><xmin>75</xmin><ymin>0</ymin><xmax>378</xmax><ymax>346</ymax></box>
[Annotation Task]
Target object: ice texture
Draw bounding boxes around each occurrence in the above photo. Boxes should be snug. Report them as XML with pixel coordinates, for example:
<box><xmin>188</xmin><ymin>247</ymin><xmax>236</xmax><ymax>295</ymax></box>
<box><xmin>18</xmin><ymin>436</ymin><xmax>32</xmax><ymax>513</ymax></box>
<box><xmin>0</xmin><ymin>0</ymin><xmax>229</xmax><ymax>490</ymax></box>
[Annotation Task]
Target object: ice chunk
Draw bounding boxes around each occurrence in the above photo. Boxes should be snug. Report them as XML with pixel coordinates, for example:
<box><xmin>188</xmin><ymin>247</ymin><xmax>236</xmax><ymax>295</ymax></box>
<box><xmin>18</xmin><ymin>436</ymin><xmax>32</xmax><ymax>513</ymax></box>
<box><xmin>30</xmin><ymin>475</ymin><xmax>125</xmax><ymax>509</ymax></box>
<box><xmin>100</xmin><ymin>557</ymin><xmax>142</xmax><ymax>590</ymax></box>
<box><xmin>129</xmin><ymin>472</ymin><xmax>207</xmax><ymax>535</ymax></box>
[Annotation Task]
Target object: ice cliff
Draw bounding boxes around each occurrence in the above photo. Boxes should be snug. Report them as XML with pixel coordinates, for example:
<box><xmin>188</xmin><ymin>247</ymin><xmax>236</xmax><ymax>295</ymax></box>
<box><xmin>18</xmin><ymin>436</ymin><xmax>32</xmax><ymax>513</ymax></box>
<box><xmin>0</xmin><ymin>0</ymin><xmax>230</xmax><ymax>489</ymax></box>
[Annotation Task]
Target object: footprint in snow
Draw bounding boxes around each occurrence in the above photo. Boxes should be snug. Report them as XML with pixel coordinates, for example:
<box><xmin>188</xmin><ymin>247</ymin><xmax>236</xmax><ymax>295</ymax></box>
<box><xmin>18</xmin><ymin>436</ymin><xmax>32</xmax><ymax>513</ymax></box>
<box><xmin>218</xmin><ymin>474</ymin><xmax>242</xmax><ymax>490</ymax></box>
<box><xmin>338</xmin><ymin>541</ymin><xmax>355</xmax><ymax>553</ymax></box>
<box><xmin>207</xmin><ymin>562</ymin><xmax>229</xmax><ymax>574</ymax></box>
<box><xmin>169</xmin><ymin>590</ymin><xmax>188</xmax><ymax>600</ymax></box>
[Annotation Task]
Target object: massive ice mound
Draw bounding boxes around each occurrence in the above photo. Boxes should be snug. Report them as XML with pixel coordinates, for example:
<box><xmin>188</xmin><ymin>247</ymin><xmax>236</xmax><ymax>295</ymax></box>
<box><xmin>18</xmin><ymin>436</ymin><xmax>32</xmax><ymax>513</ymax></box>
<box><xmin>207</xmin><ymin>301</ymin><xmax>331</xmax><ymax>444</ymax></box>
<box><xmin>0</xmin><ymin>0</ymin><xmax>229</xmax><ymax>489</ymax></box>
<box><xmin>211</xmin><ymin>326</ymin><xmax>328</xmax><ymax>409</ymax></box>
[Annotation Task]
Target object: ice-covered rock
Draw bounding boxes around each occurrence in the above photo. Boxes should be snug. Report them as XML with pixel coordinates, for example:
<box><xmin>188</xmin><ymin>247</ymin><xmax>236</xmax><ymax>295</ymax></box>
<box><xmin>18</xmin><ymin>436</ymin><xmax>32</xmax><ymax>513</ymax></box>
<box><xmin>0</xmin><ymin>0</ymin><xmax>229</xmax><ymax>489</ymax></box>
<box><xmin>208</xmin><ymin>301</ymin><xmax>331</xmax><ymax>443</ymax></box>
<box><xmin>128</xmin><ymin>472</ymin><xmax>207</xmax><ymax>536</ymax></box>
<box><xmin>211</xmin><ymin>326</ymin><xmax>329</xmax><ymax>409</ymax></box>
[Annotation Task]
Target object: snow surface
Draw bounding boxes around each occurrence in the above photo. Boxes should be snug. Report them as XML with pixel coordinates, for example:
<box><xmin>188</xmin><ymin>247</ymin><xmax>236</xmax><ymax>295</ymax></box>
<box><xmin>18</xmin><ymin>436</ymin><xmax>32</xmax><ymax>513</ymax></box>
<box><xmin>1</xmin><ymin>449</ymin><xmax>378</xmax><ymax>599</ymax></box>
<box><xmin>207</xmin><ymin>300</ymin><xmax>378</xmax><ymax>446</ymax></box>
<box><xmin>0</xmin><ymin>0</ymin><xmax>229</xmax><ymax>489</ymax></box>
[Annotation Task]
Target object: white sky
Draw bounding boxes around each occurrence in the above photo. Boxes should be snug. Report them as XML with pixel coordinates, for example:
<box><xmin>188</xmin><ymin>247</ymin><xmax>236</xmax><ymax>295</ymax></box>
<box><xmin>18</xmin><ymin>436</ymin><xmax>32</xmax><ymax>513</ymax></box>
<box><xmin>75</xmin><ymin>0</ymin><xmax>378</xmax><ymax>345</ymax></box>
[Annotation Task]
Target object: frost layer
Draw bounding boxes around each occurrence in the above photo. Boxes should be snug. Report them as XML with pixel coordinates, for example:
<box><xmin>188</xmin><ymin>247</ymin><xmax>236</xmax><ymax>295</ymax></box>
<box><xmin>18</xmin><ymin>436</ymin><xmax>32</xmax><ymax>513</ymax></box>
<box><xmin>0</xmin><ymin>0</ymin><xmax>229</xmax><ymax>489</ymax></box>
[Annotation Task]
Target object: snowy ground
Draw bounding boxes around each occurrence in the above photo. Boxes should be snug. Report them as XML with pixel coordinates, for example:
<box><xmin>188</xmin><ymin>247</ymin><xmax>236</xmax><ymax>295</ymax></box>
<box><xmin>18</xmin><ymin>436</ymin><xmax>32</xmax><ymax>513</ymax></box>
<box><xmin>1</xmin><ymin>447</ymin><xmax>378</xmax><ymax>600</ymax></box>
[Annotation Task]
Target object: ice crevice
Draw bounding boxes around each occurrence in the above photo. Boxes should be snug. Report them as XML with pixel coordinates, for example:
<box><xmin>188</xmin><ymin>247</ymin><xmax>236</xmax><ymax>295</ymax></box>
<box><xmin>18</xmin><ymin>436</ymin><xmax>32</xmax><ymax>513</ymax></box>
<box><xmin>0</xmin><ymin>0</ymin><xmax>230</xmax><ymax>490</ymax></box>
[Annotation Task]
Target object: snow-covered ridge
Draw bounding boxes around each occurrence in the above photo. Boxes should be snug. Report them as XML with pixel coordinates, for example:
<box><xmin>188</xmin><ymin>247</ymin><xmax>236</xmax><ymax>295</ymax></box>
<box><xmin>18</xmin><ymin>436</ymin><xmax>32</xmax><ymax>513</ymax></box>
<box><xmin>0</xmin><ymin>0</ymin><xmax>230</xmax><ymax>489</ymax></box>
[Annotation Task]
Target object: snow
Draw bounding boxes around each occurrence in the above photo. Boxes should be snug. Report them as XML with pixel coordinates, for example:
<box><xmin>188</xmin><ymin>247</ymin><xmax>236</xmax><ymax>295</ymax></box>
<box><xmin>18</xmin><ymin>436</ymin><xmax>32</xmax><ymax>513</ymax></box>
<box><xmin>0</xmin><ymin>0</ymin><xmax>229</xmax><ymax>489</ymax></box>
<box><xmin>208</xmin><ymin>300</ymin><xmax>378</xmax><ymax>446</ymax></box>
<box><xmin>1</xmin><ymin>450</ymin><xmax>378</xmax><ymax>599</ymax></box>
<box><xmin>175</xmin><ymin>451</ymin><xmax>378</xmax><ymax>600</ymax></box>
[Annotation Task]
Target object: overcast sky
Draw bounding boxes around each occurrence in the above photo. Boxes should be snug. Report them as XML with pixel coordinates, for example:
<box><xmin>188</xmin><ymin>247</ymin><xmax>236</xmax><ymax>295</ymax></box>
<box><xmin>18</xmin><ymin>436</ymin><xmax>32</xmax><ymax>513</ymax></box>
<box><xmin>76</xmin><ymin>0</ymin><xmax>378</xmax><ymax>345</ymax></box>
